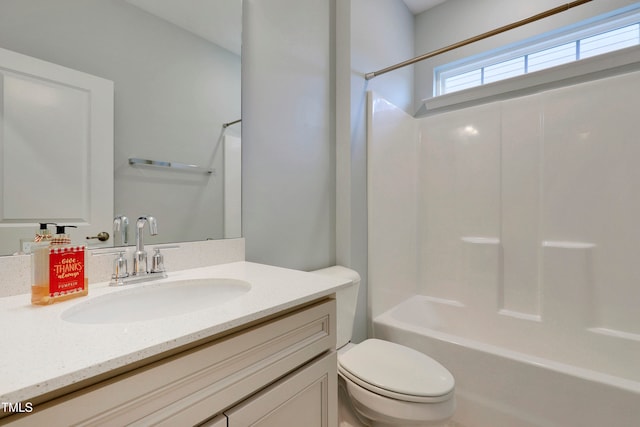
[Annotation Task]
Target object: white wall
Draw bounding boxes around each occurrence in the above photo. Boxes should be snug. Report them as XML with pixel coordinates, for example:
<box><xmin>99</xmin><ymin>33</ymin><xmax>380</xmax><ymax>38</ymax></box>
<box><xmin>0</xmin><ymin>0</ymin><xmax>241</xmax><ymax>244</ymax></box>
<box><xmin>242</xmin><ymin>0</ymin><xmax>335</xmax><ymax>270</ymax></box>
<box><xmin>414</xmin><ymin>0</ymin><xmax>638</xmax><ymax>111</ymax></box>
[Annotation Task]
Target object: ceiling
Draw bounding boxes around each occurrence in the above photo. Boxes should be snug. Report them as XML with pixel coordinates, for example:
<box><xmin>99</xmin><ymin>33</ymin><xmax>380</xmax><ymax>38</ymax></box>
<box><xmin>402</xmin><ymin>0</ymin><xmax>449</xmax><ymax>15</ymax></box>
<box><xmin>124</xmin><ymin>0</ymin><xmax>446</xmax><ymax>55</ymax></box>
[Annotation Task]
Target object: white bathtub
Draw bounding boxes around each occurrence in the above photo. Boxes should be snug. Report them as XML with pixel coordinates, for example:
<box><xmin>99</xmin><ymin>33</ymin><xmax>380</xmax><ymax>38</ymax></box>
<box><xmin>373</xmin><ymin>295</ymin><xmax>640</xmax><ymax>427</ymax></box>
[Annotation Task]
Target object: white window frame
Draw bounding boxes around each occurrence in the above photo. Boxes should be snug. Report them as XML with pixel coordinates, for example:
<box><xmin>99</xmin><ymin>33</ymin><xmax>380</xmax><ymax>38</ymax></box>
<box><xmin>434</xmin><ymin>4</ymin><xmax>640</xmax><ymax>97</ymax></box>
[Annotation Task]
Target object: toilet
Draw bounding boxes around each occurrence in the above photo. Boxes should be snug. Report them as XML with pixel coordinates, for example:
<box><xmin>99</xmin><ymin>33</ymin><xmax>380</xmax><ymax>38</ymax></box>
<box><xmin>312</xmin><ymin>266</ymin><xmax>455</xmax><ymax>427</ymax></box>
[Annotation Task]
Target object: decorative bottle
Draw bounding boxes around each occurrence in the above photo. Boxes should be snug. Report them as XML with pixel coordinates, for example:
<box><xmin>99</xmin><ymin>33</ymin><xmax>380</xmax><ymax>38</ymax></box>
<box><xmin>31</xmin><ymin>225</ymin><xmax>88</xmax><ymax>305</ymax></box>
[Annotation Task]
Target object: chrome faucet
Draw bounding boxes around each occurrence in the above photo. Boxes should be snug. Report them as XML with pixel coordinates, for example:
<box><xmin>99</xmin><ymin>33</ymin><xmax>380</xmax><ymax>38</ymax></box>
<box><xmin>107</xmin><ymin>215</ymin><xmax>176</xmax><ymax>286</ymax></box>
<box><xmin>132</xmin><ymin>215</ymin><xmax>158</xmax><ymax>275</ymax></box>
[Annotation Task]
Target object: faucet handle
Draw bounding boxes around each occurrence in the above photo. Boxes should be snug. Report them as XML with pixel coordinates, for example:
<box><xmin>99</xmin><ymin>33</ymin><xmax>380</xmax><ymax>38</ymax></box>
<box><xmin>151</xmin><ymin>248</ymin><xmax>165</xmax><ymax>274</ymax></box>
<box><xmin>112</xmin><ymin>251</ymin><xmax>129</xmax><ymax>280</ymax></box>
<box><xmin>113</xmin><ymin>215</ymin><xmax>129</xmax><ymax>245</ymax></box>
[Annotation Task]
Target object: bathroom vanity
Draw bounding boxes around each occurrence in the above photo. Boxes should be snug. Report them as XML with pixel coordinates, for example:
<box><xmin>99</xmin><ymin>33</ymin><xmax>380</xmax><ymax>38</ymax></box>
<box><xmin>0</xmin><ymin>262</ymin><xmax>348</xmax><ymax>426</ymax></box>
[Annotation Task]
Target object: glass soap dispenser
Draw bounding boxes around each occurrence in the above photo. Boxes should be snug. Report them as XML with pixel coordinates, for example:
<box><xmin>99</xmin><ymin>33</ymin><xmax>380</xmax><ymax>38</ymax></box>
<box><xmin>31</xmin><ymin>225</ymin><xmax>88</xmax><ymax>305</ymax></box>
<box><xmin>34</xmin><ymin>222</ymin><xmax>56</xmax><ymax>243</ymax></box>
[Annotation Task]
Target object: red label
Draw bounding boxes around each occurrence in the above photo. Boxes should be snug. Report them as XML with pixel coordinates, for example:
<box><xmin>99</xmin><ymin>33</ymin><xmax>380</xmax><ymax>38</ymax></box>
<box><xmin>49</xmin><ymin>247</ymin><xmax>85</xmax><ymax>297</ymax></box>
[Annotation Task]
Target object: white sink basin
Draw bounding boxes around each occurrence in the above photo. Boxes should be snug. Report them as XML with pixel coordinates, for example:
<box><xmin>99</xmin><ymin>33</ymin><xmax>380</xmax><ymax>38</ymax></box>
<box><xmin>61</xmin><ymin>278</ymin><xmax>251</xmax><ymax>324</ymax></box>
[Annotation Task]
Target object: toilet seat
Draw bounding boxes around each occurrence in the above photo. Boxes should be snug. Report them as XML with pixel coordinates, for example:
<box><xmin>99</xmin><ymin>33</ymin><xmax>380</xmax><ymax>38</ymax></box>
<box><xmin>338</xmin><ymin>339</ymin><xmax>455</xmax><ymax>403</ymax></box>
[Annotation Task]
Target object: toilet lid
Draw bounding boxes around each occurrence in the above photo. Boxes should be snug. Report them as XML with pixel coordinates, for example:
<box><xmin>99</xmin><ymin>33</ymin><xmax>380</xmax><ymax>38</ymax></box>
<box><xmin>338</xmin><ymin>339</ymin><xmax>454</xmax><ymax>401</ymax></box>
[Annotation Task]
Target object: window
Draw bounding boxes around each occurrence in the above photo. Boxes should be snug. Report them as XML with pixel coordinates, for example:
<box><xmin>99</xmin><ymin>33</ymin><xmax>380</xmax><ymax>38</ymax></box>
<box><xmin>435</xmin><ymin>5</ymin><xmax>640</xmax><ymax>96</ymax></box>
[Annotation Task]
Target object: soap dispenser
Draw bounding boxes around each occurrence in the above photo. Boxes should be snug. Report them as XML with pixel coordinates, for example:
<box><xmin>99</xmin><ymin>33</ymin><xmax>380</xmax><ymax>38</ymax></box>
<box><xmin>34</xmin><ymin>222</ymin><xmax>56</xmax><ymax>243</ymax></box>
<box><xmin>25</xmin><ymin>222</ymin><xmax>55</xmax><ymax>255</ymax></box>
<box><xmin>51</xmin><ymin>224</ymin><xmax>76</xmax><ymax>245</ymax></box>
<box><xmin>31</xmin><ymin>225</ymin><xmax>88</xmax><ymax>305</ymax></box>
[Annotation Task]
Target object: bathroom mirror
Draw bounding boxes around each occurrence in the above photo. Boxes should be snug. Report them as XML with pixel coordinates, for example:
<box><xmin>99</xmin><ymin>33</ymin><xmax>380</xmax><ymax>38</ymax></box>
<box><xmin>0</xmin><ymin>0</ymin><xmax>242</xmax><ymax>256</ymax></box>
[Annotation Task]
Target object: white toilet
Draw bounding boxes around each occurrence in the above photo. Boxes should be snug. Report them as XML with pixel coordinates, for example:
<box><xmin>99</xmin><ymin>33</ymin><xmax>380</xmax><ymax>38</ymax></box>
<box><xmin>312</xmin><ymin>266</ymin><xmax>455</xmax><ymax>427</ymax></box>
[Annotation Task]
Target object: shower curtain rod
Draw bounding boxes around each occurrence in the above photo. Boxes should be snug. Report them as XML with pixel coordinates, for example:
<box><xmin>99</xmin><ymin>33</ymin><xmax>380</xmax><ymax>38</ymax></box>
<box><xmin>364</xmin><ymin>0</ymin><xmax>592</xmax><ymax>80</ymax></box>
<box><xmin>223</xmin><ymin>119</ymin><xmax>241</xmax><ymax>128</ymax></box>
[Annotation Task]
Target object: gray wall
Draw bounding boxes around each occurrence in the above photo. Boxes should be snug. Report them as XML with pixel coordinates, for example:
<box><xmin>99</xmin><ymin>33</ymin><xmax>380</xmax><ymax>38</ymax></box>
<box><xmin>242</xmin><ymin>0</ymin><xmax>414</xmax><ymax>342</ymax></box>
<box><xmin>242</xmin><ymin>0</ymin><xmax>336</xmax><ymax>270</ymax></box>
<box><xmin>0</xmin><ymin>0</ymin><xmax>241</xmax><ymax>244</ymax></box>
<box><xmin>337</xmin><ymin>0</ymin><xmax>415</xmax><ymax>341</ymax></box>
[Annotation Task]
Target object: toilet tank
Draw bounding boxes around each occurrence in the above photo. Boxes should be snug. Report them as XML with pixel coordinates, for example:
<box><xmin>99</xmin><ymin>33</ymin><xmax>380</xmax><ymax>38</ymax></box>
<box><xmin>310</xmin><ymin>266</ymin><xmax>360</xmax><ymax>349</ymax></box>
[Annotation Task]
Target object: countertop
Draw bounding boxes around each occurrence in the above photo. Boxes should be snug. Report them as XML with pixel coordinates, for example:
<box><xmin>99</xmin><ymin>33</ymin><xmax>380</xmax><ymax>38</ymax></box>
<box><xmin>0</xmin><ymin>261</ymin><xmax>351</xmax><ymax>404</ymax></box>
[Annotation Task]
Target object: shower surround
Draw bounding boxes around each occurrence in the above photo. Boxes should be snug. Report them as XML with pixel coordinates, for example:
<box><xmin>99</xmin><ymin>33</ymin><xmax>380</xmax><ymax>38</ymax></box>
<box><xmin>367</xmin><ymin>70</ymin><xmax>640</xmax><ymax>426</ymax></box>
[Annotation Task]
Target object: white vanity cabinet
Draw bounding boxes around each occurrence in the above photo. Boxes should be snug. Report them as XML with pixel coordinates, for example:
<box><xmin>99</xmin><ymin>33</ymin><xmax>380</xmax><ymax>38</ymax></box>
<box><xmin>1</xmin><ymin>298</ymin><xmax>337</xmax><ymax>427</ymax></box>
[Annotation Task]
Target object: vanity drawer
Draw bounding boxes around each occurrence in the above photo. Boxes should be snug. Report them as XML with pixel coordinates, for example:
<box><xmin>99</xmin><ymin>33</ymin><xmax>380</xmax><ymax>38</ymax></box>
<box><xmin>2</xmin><ymin>297</ymin><xmax>335</xmax><ymax>427</ymax></box>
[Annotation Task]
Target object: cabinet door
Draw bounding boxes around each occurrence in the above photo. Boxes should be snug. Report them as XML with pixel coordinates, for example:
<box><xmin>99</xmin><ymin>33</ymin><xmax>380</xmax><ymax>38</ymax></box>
<box><xmin>0</xmin><ymin>47</ymin><xmax>113</xmax><ymax>254</ymax></box>
<box><xmin>225</xmin><ymin>352</ymin><xmax>337</xmax><ymax>427</ymax></box>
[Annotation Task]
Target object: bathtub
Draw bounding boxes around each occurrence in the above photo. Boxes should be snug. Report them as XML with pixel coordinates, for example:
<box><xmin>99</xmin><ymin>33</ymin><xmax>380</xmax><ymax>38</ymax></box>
<box><xmin>373</xmin><ymin>295</ymin><xmax>640</xmax><ymax>427</ymax></box>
